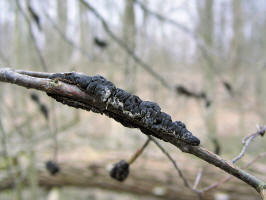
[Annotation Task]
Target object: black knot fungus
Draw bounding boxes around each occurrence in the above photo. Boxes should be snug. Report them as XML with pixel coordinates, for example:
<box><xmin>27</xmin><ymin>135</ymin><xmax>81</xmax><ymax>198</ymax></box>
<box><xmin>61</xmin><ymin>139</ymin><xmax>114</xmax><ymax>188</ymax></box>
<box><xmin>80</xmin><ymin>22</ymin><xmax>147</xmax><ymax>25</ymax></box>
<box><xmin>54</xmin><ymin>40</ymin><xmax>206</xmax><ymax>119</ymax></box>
<box><xmin>139</xmin><ymin>101</ymin><xmax>161</xmax><ymax>112</ymax></box>
<box><xmin>259</xmin><ymin>128</ymin><xmax>265</xmax><ymax>137</ymax></box>
<box><xmin>114</xmin><ymin>89</ymin><xmax>131</xmax><ymax>102</ymax></box>
<box><xmin>40</xmin><ymin>104</ymin><xmax>49</xmax><ymax>120</ymax></box>
<box><xmin>124</xmin><ymin>95</ymin><xmax>142</xmax><ymax>112</ymax></box>
<box><xmin>94</xmin><ymin>37</ymin><xmax>108</xmax><ymax>49</ymax></box>
<box><xmin>30</xmin><ymin>92</ymin><xmax>40</xmax><ymax>103</ymax></box>
<box><xmin>46</xmin><ymin>160</ymin><xmax>60</xmax><ymax>176</ymax></box>
<box><xmin>109</xmin><ymin>160</ymin><xmax>129</xmax><ymax>182</ymax></box>
<box><xmin>48</xmin><ymin>72</ymin><xmax>200</xmax><ymax>146</ymax></box>
<box><xmin>180</xmin><ymin>131</ymin><xmax>200</xmax><ymax>146</ymax></box>
<box><xmin>85</xmin><ymin>75</ymin><xmax>115</xmax><ymax>102</ymax></box>
<box><xmin>75</xmin><ymin>74</ymin><xmax>92</xmax><ymax>89</ymax></box>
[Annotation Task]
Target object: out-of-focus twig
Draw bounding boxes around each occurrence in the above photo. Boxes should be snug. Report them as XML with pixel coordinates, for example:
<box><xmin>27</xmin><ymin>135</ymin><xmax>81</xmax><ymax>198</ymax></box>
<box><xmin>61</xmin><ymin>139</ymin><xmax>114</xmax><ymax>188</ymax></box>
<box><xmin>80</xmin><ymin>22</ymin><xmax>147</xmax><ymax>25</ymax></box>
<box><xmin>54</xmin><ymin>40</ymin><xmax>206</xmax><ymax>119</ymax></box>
<box><xmin>133</xmin><ymin>0</ymin><xmax>221</xmax><ymax>64</ymax></box>
<box><xmin>16</xmin><ymin>0</ymin><xmax>48</xmax><ymax>72</ymax></box>
<box><xmin>27</xmin><ymin>2</ymin><xmax>41</xmax><ymax>31</ymax></box>
<box><xmin>134</xmin><ymin>0</ymin><xmax>230</xmax><ymax>94</ymax></box>
<box><xmin>149</xmin><ymin>136</ymin><xmax>203</xmax><ymax>199</ymax></box>
<box><xmin>148</xmin><ymin>136</ymin><xmax>191</xmax><ymax>188</ymax></box>
<box><xmin>232</xmin><ymin>125</ymin><xmax>266</xmax><ymax>164</ymax></box>
<box><xmin>193</xmin><ymin>168</ymin><xmax>203</xmax><ymax>190</ymax></box>
<box><xmin>199</xmin><ymin>125</ymin><xmax>266</xmax><ymax>198</ymax></box>
<box><xmin>79</xmin><ymin>0</ymin><xmax>211</xmax><ymax>106</ymax></box>
<box><xmin>40</xmin><ymin>2</ymin><xmax>91</xmax><ymax>60</ymax></box>
<box><xmin>79</xmin><ymin>0</ymin><xmax>171</xmax><ymax>89</ymax></box>
<box><xmin>201</xmin><ymin>152</ymin><xmax>266</xmax><ymax>194</ymax></box>
<box><xmin>176</xmin><ymin>85</ymin><xmax>211</xmax><ymax>107</ymax></box>
<box><xmin>211</xmin><ymin>137</ymin><xmax>221</xmax><ymax>155</ymax></box>
<box><xmin>128</xmin><ymin>138</ymin><xmax>150</xmax><ymax>165</ymax></box>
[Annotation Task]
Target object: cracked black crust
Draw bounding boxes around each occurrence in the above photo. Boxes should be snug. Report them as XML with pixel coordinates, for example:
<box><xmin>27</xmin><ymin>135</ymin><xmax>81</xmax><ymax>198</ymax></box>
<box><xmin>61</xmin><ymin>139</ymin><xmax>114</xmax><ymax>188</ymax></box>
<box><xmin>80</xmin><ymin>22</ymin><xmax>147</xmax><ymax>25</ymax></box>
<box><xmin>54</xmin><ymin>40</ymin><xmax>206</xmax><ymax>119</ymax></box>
<box><xmin>48</xmin><ymin>72</ymin><xmax>200</xmax><ymax>146</ymax></box>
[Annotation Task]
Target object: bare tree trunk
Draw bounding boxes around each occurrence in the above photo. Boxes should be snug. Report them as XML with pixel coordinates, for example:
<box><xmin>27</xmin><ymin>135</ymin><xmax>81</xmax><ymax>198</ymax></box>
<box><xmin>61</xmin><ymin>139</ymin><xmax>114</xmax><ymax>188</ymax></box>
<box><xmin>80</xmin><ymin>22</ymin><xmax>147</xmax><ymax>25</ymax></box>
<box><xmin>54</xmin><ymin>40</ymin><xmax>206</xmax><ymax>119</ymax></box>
<box><xmin>79</xmin><ymin>1</ymin><xmax>88</xmax><ymax>53</ymax></box>
<box><xmin>122</xmin><ymin>0</ymin><xmax>137</xmax><ymax>93</ymax></box>
<box><xmin>56</xmin><ymin>0</ymin><xmax>71</xmax><ymax>63</ymax></box>
<box><xmin>230</xmin><ymin>0</ymin><xmax>244</xmax><ymax>82</ymax></box>
<box><xmin>230</xmin><ymin>0</ymin><xmax>246</xmax><ymax>134</ymax></box>
<box><xmin>197</xmin><ymin>0</ymin><xmax>214</xmax><ymax>47</ymax></box>
<box><xmin>14</xmin><ymin>1</ymin><xmax>23</xmax><ymax>67</ymax></box>
<box><xmin>57</xmin><ymin>0</ymin><xmax>68</xmax><ymax>34</ymax></box>
<box><xmin>196</xmin><ymin>0</ymin><xmax>217</xmax><ymax>141</ymax></box>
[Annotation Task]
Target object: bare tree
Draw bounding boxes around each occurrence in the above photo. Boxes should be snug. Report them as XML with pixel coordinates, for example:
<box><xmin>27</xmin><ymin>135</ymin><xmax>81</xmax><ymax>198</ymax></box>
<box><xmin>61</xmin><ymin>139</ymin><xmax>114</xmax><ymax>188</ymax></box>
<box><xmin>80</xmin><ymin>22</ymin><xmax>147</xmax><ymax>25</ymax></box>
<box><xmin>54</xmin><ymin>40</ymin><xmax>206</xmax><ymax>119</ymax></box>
<box><xmin>122</xmin><ymin>0</ymin><xmax>137</xmax><ymax>93</ymax></box>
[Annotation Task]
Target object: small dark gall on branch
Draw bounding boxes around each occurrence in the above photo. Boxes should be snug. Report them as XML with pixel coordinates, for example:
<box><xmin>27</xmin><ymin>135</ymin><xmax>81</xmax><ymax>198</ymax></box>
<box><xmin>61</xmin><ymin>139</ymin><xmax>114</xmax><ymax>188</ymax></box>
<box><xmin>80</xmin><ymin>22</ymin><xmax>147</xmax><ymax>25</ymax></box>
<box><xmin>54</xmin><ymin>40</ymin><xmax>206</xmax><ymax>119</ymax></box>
<box><xmin>46</xmin><ymin>160</ymin><xmax>60</xmax><ymax>176</ymax></box>
<box><xmin>110</xmin><ymin>160</ymin><xmax>130</xmax><ymax>182</ymax></box>
<box><xmin>48</xmin><ymin>72</ymin><xmax>200</xmax><ymax>146</ymax></box>
<box><xmin>94</xmin><ymin>37</ymin><xmax>108</xmax><ymax>49</ymax></box>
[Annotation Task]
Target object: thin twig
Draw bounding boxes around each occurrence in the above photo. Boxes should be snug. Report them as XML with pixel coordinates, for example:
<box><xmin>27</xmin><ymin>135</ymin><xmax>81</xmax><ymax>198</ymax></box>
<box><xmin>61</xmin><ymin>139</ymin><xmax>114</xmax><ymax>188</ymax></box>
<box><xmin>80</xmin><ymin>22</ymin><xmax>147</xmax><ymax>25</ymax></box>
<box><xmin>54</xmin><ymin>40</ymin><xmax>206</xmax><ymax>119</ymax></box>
<box><xmin>149</xmin><ymin>136</ymin><xmax>203</xmax><ymax>199</ymax></box>
<box><xmin>232</xmin><ymin>125</ymin><xmax>266</xmax><ymax>164</ymax></box>
<box><xmin>148</xmin><ymin>136</ymin><xmax>191</xmax><ymax>188</ymax></box>
<box><xmin>128</xmin><ymin>138</ymin><xmax>150</xmax><ymax>165</ymax></box>
<box><xmin>193</xmin><ymin>168</ymin><xmax>203</xmax><ymax>190</ymax></box>
<box><xmin>16</xmin><ymin>0</ymin><xmax>48</xmax><ymax>72</ymax></box>
<box><xmin>200</xmin><ymin>125</ymin><xmax>266</xmax><ymax>197</ymax></box>
<box><xmin>201</xmin><ymin>152</ymin><xmax>266</xmax><ymax>194</ymax></box>
<box><xmin>40</xmin><ymin>2</ymin><xmax>91</xmax><ymax>61</ymax></box>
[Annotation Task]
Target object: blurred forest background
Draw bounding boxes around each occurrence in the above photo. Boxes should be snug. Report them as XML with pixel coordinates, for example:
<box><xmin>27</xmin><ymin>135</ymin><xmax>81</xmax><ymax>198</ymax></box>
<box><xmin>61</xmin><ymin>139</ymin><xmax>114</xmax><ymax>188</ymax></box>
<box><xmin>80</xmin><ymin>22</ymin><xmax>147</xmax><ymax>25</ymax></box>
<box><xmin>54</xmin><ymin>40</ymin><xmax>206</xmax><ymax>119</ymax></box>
<box><xmin>0</xmin><ymin>0</ymin><xmax>266</xmax><ymax>199</ymax></box>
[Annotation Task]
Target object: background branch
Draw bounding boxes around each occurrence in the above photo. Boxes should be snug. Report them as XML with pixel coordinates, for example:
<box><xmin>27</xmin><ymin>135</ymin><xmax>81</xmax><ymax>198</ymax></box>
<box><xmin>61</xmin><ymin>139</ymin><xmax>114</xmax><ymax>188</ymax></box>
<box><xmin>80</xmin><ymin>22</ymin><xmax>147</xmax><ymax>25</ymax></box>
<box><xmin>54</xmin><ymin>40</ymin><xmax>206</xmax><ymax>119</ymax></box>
<box><xmin>0</xmin><ymin>68</ymin><xmax>265</xmax><ymax>196</ymax></box>
<box><xmin>16</xmin><ymin>0</ymin><xmax>48</xmax><ymax>72</ymax></box>
<box><xmin>79</xmin><ymin>0</ymin><xmax>210</xmax><ymax>105</ymax></box>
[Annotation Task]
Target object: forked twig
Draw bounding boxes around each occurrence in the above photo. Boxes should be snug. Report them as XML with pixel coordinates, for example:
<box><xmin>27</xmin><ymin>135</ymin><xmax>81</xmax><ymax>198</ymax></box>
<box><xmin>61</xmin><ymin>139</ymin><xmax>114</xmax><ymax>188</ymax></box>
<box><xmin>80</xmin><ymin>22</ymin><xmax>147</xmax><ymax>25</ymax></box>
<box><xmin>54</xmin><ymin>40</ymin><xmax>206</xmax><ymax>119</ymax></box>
<box><xmin>232</xmin><ymin>125</ymin><xmax>266</xmax><ymax>164</ymax></box>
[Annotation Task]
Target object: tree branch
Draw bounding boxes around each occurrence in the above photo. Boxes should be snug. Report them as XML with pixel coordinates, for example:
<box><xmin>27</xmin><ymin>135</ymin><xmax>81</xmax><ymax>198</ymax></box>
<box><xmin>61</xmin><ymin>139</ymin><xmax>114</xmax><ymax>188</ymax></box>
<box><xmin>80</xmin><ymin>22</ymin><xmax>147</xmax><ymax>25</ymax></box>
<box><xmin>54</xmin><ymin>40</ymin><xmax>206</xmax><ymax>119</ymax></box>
<box><xmin>232</xmin><ymin>125</ymin><xmax>266</xmax><ymax>164</ymax></box>
<box><xmin>0</xmin><ymin>68</ymin><xmax>265</xmax><ymax>195</ymax></box>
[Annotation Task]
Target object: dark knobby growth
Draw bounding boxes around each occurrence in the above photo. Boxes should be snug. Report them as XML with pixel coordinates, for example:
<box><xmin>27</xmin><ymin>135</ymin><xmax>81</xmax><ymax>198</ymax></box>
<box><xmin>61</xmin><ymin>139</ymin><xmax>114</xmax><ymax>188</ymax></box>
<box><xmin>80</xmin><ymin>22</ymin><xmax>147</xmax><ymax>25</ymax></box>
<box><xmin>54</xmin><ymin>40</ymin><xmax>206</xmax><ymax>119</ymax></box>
<box><xmin>48</xmin><ymin>73</ymin><xmax>200</xmax><ymax>146</ymax></box>
<box><xmin>94</xmin><ymin>37</ymin><xmax>108</xmax><ymax>49</ymax></box>
<box><xmin>222</xmin><ymin>80</ymin><xmax>233</xmax><ymax>95</ymax></box>
<box><xmin>45</xmin><ymin>160</ymin><xmax>60</xmax><ymax>176</ymax></box>
<box><xmin>110</xmin><ymin>160</ymin><xmax>130</xmax><ymax>182</ymax></box>
<box><xmin>176</xmin><ymin>85</ymin><xmax>212</xmax><ymax>108</ymax></box>
<box><xmin>30</xmin><ymin>92</ymin><xmax>49</xmax><ymax>120</ymax></box>
<box><xmin>211</xmin><ymin>138</ymin><xmax>221</xmax><ymax>155</ymax></box>
<box><xmin>27</xmin><ymin>4</ymin><xmax>41</xmax><ymax>31</ymax></box>
<box><xmin>30</xmin><ymin>92</ymin><xmax>40</xmax><ymax>103</ymax></box>
<box><xmin>258</xmin><ymin>128</ymin><xmax>265</xmax><ymax>137</ymax></box>
<box><xmin>39</xmin><ymin>104</ymin><xmax>49</xmax><ymax>120</ymax></box>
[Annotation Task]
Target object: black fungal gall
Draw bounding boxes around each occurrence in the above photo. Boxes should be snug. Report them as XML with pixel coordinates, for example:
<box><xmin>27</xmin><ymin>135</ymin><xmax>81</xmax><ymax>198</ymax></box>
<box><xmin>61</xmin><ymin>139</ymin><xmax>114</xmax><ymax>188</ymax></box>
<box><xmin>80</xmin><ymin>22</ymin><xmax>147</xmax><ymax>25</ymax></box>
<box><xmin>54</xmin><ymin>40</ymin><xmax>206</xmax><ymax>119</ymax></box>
<box><xmin>46</xmin><ymin>160</ymin><xmax>60</xmax><ymax>176</ymax></box>
<box><xmin>48</xmin><ymin>72</ymin><xmax>200</xmax><ymax>146</ymax></box>
<box><xmin>110</xmin><ymin>160</ymin><xmax>130</xmax><ymax>182</ymax></box>
<box><xmin>30</xmin><ymin>92</ymin><xmax>40</xmax><ymax>103</ymax></box>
